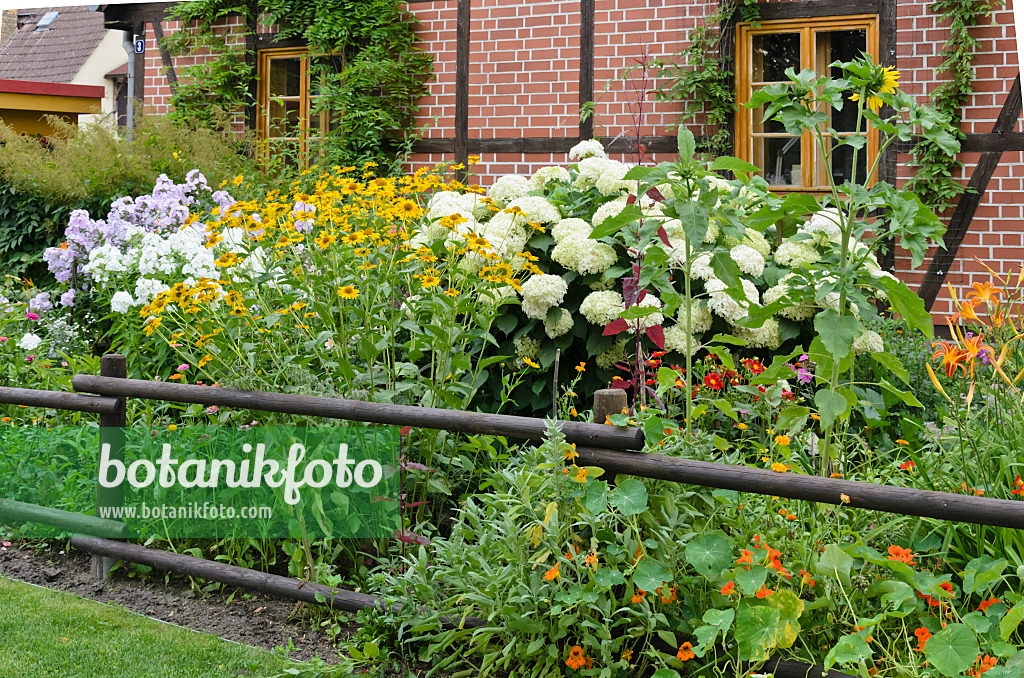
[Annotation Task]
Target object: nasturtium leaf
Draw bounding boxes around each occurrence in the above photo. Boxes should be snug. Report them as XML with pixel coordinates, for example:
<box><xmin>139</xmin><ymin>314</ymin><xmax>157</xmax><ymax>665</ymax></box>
<box><xmin>765</xmin><ymin>589</ymin><xmax>805</xmax><ymax>648</ymax></box>
<box><xmin>609</xmin><ymin>478</ymin><xmax>648</xmax><ymax>516</ymax></box>
<box><xmin>815</xmin><ymin>544</ymin><xmax>853</xmax><ymax>587</ymax></box>
<box><xmin>594</xmin><ymin>568</ymin><xmax>625</xmax><ymax>587</ymax></box>
<box><xmin>632</xmin><ymin>558</ymin><xmax>671</xmax><ymax>592</ymax></box>
<box><xmin>961</xmin><ymin>612</ymin><xmax>992</xmax><ymax>635</ymax></box>
<box><xmin>923</xmin><ymin>624</ymin><xmax>980</xmax><ymax>677</ymax></box>
<box><xmin>684</xmin><ymin>533</ymin><xmax>733</xmax><ymax>580</ymax></box>
<box><xmin>825</xmin><ymin>633</ymin><xmax>873</xmax><ymax>669</ymax></box>
<box><xmin>584</xmin><ymin>480</ymin><xmax>607</xmax><ymax>514</ymax></box>
<box><xmin>735</xmin><ymin>604</ymin><xmax>781</xmax><ymax>662</ymax></box>
<box><xmin>652</xmin><ymin>670</ymin><xmax>681</xmax><ymax>678</ymax></box>
<box><xmin>1000</xmin><ymin>601</ymin><xmax>1024</xmax><ymax>642</ymax></box>
<box><xmin>735</xmin><ymin>565</ymin><xmax>768</xmax><ymax>596</ymax></box>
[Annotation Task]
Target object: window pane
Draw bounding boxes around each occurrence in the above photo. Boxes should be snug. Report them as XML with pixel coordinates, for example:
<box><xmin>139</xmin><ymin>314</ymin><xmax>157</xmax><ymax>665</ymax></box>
<box><xmin>268</xmin><ymin>57</ymin><xmax>302</xmax><ymax>98</ymax></box>
<box><xmin>752</xmin><ymin>33</ymin><xmax>800</xmax><ymax>82</ymax></box>
<box><xmin>815</xmin><ymin>29</ymin><xmax>867</xmax><ymax>76</ymax></box>
<box><xmin>818</xmin><ymin>138</ymin><xmax>868</xmax><ymax>186</ymax></box>
<box><xmin>752</xmin><ymin>136</ymin><xmax>803</xmax><ymax>186</ymax></box>
<box><xmin>268</xmin><ymin>99</ymin><xmax>302</xmax><ymax>138</ymax></box>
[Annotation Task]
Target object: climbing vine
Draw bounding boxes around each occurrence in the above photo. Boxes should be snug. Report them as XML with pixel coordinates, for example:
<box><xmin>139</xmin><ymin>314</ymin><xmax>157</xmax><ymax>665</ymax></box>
<box><xmin>653</xmin><ymin>0</ymin><xmax>760</xmax><ymax>157</ymax></box>
<box><xmin>165</xmin><ymin>0</ymin><xmax>433</xmax><ymax>173</ymax></box>
<box><xmin>906</xmin><ymin>0</ymin><xmax>1001</xmax><ymax>212</ymax></box>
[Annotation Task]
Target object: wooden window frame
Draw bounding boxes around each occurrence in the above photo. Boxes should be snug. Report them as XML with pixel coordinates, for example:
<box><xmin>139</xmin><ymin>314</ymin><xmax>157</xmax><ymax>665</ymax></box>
<box><xmin>735</xmin><ymin>15</ymin><xmax>880</xmax><ymax>193</ymax></box>
<box><xmin>256</xmin><ymin>47</ymin><xmax>331</xmax><ymax>168</ymax></box>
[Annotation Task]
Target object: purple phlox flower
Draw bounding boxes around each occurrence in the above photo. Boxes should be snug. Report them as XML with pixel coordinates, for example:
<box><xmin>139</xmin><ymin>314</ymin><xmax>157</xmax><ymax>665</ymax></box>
<box><xmin>60</xmin><ymin>289</ymin><xmax>76</xmax><ymax>307</ymax></box>
<box><xmin>796</xmin><ymin>368</ymin><xmax>813</xmax><ymax>385</ymax></box>
<box><xmin>177</xmin><ymin>364</ymin><xmax>189</xmax><ymax>372</ymax></box>
<box><xmin>799</xmin><ymin>354</ymin><xmax>809</xmax><ymax>362</ymax></box>
<box><xmin>28</xmin><ymin>293</ymin><xmax>52</xmax><ymax>314</ymax></box>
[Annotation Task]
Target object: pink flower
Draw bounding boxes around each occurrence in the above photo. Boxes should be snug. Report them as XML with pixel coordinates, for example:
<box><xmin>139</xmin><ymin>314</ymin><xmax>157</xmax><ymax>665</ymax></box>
<box><xmin>25</xmin><ymin>312</ymin><xmax>39</xmax><ymax>321</ymax></box>
<box><xmin>1</xmin><ymin>541</ymin><xmax>10</xmax><ymax>551</ymax></box>
<box><xmin>206</xmin><ymin>406</ymin><xmax>219</xmax><ymax>414</ymax></box>
<box><xmin>25</xmin><ymin>355</ymin><xmax>33</xmax><ymax>363</ymax></box>
<box><xmin>177</xmin><ymin>364</ymin><xmax>189</xmax><ymax>372</ymax></box>
<box><xmin>0</xmin><ymin>337</ymin><xmax>7</xmax><ymax>342</ymax></box>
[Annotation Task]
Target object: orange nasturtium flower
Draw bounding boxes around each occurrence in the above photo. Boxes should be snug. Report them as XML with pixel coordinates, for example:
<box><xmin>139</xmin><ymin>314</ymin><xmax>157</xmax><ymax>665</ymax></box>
<box><xmin>676</xmin><ymin>642</ymin><xmax>696</xmax><ymax>662</ymax></box>
<box><xmin>721</xmin><ymin>581</ymin><xmax>735</xmax><ymax>595</ymax></box>
<box><xmin>914</xmin><ymin>627</ymin><xmax>932</xmax><ymax>651</ymax></box>
<box><xmin>978</xmin><ymin>597</ymin><xmax>1000</xmax><ymax>613</ymax></box>
<box><xmin>565</xmin><ymin>645</ymin><xmax>587</xmax><ymax>670</ymax></box>
<box><xmin>887</xmin><ymin>545</ymin><xmax>916</xmax><ymax>565</ymax></box>
<box><xmin>542</xmin><ymin>563</ymin><xmax>560</xmax><ymax>580</ymax></box>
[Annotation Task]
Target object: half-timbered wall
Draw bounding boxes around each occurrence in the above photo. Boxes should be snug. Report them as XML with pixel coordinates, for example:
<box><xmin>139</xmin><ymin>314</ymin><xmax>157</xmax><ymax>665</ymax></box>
<box><xmin>125</xmin><ymin>0</ymin><xmax>1024</xmax><ymax>323</ymax></box>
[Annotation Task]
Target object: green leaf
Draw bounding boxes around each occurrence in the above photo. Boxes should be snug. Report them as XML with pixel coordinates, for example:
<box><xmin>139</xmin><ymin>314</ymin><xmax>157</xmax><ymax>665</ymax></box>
<box><xmin>609</xmin><ymin>478</ymin><xmax>648</xmax><ymax>516</ymax></box>
<box><xmin>1000</xmin><ymin>601</ymin><xmax>1024</xmax><ymax>641</ymax></box>
<box><xmin>677</xmin><ymin>127</ymin><xmax>696</xmax><ymax>159</ymax></box>
<box><xmin>684</xmin><ymin>533</ymin><xmax>732</xmax><ymax>580</ymax></box>
<box><xmin>963</xmin><ymin>556</ymin><xmax>1008</xmax><ymax>596</ymax></box>
<box><xmin>816</xmin><ymin>544</ymin><xmax>853</xmax><ymax>587</ymax></box>
<box><xmin>735</xmin><ymin>604</ymin><xmax>780</xmax><ymax>662</ymax></box>
<box><xmin>877</xmin><ymin>275</ymin><xmax>933</xmax><ymax>339</ymax></box>
<box><xmin>825</xmin><ymin>633</ymin><xmax>873</xmax><ymax>669</ymax></box>
<box><xmin>870</xmin><ymin>351</ymin><xmax>910</xmax><ymax>385</ymax></box>
<box><xmin>813</xmin><ymin>309</ymin><xmax>862</xmax><ymax>360</ymax></box>
<box><xmin>584</xmin><ymin>480</ymin><xmax>607</xmax><ymax>514</ymax></box>
<box><xmin>594</xmin><ymin>568</ymin><xmax>625</xmax><ymax>587</ymax></box>
<box><xmin>590</xmin><ymin>204</ymin><xmax>644</xmax><ymax>239</ymax></box>
<box><xmin>923</xmin><ymin>624</ymin><xmax>980</xmax><ymax>677</ymax></box>
<box><xmin>736</xmin><ymin>565</ymin><xmax>768</xmax><ymax>595</ymax></box>
<box><xmin>710</xmin><ymin>156</ymin><xmax>759</xmax><ymax>174</ymax></box>
<box><xmin>815</xmin><ymin>389</ymin><xmax>851</xmax><ymax>429</ymax></box>
<box><xmin>765</xmin><ymin>590</ymin><xmax>805</xmax><ymax>648</ymax></box>
<box><xmin>633</xmin><ymin>558</ymin><xmax>671</xmax><ymax>592</ymax></box>
<box><xmin>652</xmin><ymin>670</ymin><xmax>681</xmax><ymax>678</ymax></box>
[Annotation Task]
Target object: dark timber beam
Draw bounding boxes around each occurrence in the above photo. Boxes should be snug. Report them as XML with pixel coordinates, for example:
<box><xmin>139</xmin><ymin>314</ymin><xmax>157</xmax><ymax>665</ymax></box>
<box><xmin>918</xmin><ymin>74</ymin><xmax>1022</xmax><ymax>311</ymax></box>
<box><xmin>412</xmin><ymin>134</ymin><xmax>680</xmax><ymax>155</ymax></box>
<box><xmin>579</xmin><ymin>0</ymin><xmax>595</xmax><ymax>140</ymax></box>
<box><xmin>150</xmin><ymin>21</ymin><xmax>178</xmax><ymax>94</ymax></box>
<box><xmin>454</xmin><ymin>0</ymin><xmax>470</xmax><ymax>182</ymax></box>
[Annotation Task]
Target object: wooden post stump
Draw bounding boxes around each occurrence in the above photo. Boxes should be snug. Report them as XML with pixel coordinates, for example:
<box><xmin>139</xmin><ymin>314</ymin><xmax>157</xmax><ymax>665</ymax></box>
<box><xmin>592</xmin><ymin>388</ymin><xmax>628</xmax><ymax>425</ymax></box>
<box><xmin>92</xmin><ymin>354</ymin><xmax>126</xmax><ymax>579</ymax></box>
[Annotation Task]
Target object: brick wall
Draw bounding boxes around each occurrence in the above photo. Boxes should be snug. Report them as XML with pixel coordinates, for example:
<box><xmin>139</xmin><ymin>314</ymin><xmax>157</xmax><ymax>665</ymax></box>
<box><xmin>893</xmin><ymin>0</ymin><xmax>1024</xmax><ymax>319</ymax></box>
<box><xmin>134</xmin><ymin>0</ymin><xmax>1024</xmax><ymax>322</ymax></box>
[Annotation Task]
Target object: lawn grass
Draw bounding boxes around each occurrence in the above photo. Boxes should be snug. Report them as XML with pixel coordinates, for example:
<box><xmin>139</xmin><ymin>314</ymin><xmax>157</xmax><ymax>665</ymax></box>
<box><xmin>0</xmin><ymin>575</ymin><xmax>290</xmax><ymax>678</ymax></box>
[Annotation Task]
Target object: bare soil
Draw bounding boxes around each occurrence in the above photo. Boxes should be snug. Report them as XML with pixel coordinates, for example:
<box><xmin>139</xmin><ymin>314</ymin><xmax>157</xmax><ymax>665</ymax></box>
<box><xmin>0</xmin><ymin>539</ymin><xmax>348</xmax><ymax>663</ymax></box>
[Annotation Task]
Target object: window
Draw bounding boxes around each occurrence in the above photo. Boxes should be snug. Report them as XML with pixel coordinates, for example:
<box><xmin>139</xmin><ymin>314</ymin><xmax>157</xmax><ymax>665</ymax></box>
<box><xmin>257</xmin><ymin>48</ymin><xmax>336</xmax><ymax>168</ymax></box>
<box><xmin>736</xmin><ymin>15</ymin><xmax>879</xmax><ymax>191</ymax></box>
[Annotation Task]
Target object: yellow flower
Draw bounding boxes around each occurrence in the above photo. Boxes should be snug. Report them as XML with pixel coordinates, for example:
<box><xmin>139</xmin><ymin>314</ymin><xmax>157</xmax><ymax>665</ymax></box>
<box><xmin>523</xmin><ymin>357</ymin><xmax>540</xmax><ymax>369</ymax></box>
<box><xmin>840</xmin><ymin>493</ymin><xmax>851</xmax><ymax>504</ymax></box>
<box><xmin>774</xmin><ymin>434</ymin><xmax>790</xmax><ymax>447</ymax></box>
<box><xmin>770</xmin><ymin>462</ymin><xmax>791</xmax><ymax>473</ymax></box>
<box><xmin>850</xmin><ymin>66</ymin><xmax>900</xmax><ymax>110</ymax></box>
<box><xmin>337</xmin><ymin>285</ymin><xmax>360</xmax><ymax>300</ymax></box>
<box><xmin>575</xmin><ymin>362</ymin><xmax>586</xmax><ymax>373</ymax></box>
<box><xmin>420</xmin><ymin>275</ymin><xmax>440</xmax><ymax>288</ymax></box>
<box><xmin>895</xmin><ymin>439</ymin><xmax>909</xmax><ymax>445</ymax></box>
<box><xmin>168</xmin><ymin>424</ymin><xmax>177</xmax><ymax>431</ymax></box>
<box><xmin>215</xmin><ymin>252</ymin><xmax>241</xmax><ymax>268</ymax></box>
<box><xmin>737</xmin><ymin>423</ymin><xmax>748</xmax><ymax>430</ymax></box>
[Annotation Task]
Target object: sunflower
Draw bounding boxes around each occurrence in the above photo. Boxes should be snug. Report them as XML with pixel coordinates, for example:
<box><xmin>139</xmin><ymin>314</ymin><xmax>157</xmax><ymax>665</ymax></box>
<box><xmin>337</xmin><ymin>285</ymin><xmax>360</xmax><ymax>300</ymax></box>
<box><xmin>851</xmin><ymin>66</ymin><xmax>900</xmax><ymax>110</ymax></box>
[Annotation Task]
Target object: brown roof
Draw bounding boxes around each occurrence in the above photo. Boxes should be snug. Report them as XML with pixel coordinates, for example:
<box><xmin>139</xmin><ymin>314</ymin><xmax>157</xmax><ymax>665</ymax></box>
<box><xmin>0</xmin><ymin>6</ymin><xmax>107</xmax><ymax>84</ymax></box>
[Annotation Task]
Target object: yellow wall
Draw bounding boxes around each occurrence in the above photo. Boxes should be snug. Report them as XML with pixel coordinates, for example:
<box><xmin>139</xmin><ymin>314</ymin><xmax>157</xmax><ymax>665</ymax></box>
<box><xmin>0</xmin><ymin>109</ymin><xmax>78</xmax><ymax>136</ymax></box>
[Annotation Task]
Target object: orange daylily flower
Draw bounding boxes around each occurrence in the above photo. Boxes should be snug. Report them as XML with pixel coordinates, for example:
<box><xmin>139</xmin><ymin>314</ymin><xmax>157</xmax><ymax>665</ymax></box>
<box><xmin>931</xmin><ymin>341</ymin><xmax>969</xmax><ymax>378</ymax></box>
<box><xmin>967</xmin><ymin>281</ymin><xmax>1004</xmax><ymax>305</ymax></box>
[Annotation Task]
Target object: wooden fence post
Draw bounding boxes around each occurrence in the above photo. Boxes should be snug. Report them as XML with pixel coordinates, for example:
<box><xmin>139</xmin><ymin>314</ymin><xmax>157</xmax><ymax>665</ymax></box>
<box><xmin>592</xmin><ymin>389</ymin><xmax>628</xmax><ymax>425</ymax></box>
<box><xmin>92</xmin><ymin>354</ymin><xmax>127</xmax><ymax>579</ymax></box>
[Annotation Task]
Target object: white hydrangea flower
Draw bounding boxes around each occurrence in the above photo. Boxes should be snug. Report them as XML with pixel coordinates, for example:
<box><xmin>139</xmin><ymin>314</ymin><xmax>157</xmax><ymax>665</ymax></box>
<box><xmin>478</xmin><ymin>212</ymin><xmax>530</xmax><ymax>259</ymax></box>
<box><xmin>689</xmin><ymin>252</ymin><xmax>715</xmax><ymax>281</ymax></box>
<box><xmin>704</xmin><ymin>221</ymin><xmax>720</xmax><ymax>243</ymax></box>
<box><xmin>506</xmin><ymin>195</ymin><xmax>561</xmax><ymax>225</ymax></box>
<box><xmin>763</xmin><ymin>281</ymin><xmax>815</xmax><ymax>321</ymax></box>
<box><xmin>774</xmin><ymin>241</ymin><xmax>820</xmax><ymax>268</ymax></box>
<box><xmin>705</xmin><ymin>278</ymin><xmax>758</xmax><ymax>323</ymax></box>
<box><xmin>852</xmin><ymin>330</ymin><xmax>884</xmax><ymax>354</ymax></box>
<box><xmin>530</xmin><ymin>166</ymin><xmax>572</xmax><ymax>191</ymax></box>
<box><xmin>743</xmin><ymin>230</ymin><xmax>772</xmax><ymax>258</ymax></box>
<box><xmin>513</xmin><ymin>335</ymin><xmax>541</xmax><ymax>360</ymax></box>
<box><xmin>596</xmin><ymin>336</ymin><xmax>628</xmax><ymax>369</ymax></box>
<box><xmin>110</xmin><ymin>291</ymin><xmax>135</xmax><ymax>314</ymax></box>
<box><xmin>802</xmin><ymin>207</ymin><xmax>843</xmax><ymax>244</ymax></box>
<box><xmin>552</xmin><ymin>236</ymin><xmax>618</xmax><ymax>275</ymax></box>
<box><xmin>592</xmin><ymin>199</ymin><xmax>628</xmax><ymax>229</ymax></box>
<box><xmin>594</xmin><ymin>160</ymin><xmax>631</xmax><ymax>196</ymax></box>
<box><xmin>543</xmin><ymin>308</ymin><xmax>575</xmax><ymax>338</ymax></box>
<box><xmin>487</xmin><ymin>175</ymin><xmax>531</xmax><ymax>207</ymax></box>
<box><xmin>580</xmin><ymin>290</ymin><xmax>623</xmax><ymax>326</ymax></box>
<box><xmin>730</xmin><ymin>244</ymin><xmax>766</xmax><ymax>278</ymax></box>
<box><xmin>426</xmin><ymin>191</ymin><xmax>479</xmax><ymax>222</ymax></box>
<box><xmin>663</xmin><ymin>324</ymin><xmax>701</xmax><ymax>356</ymax></box>
<box><xmin>574</xmin><ymin>157</ymin><xmax>623</xmax><ymax>190</ymax></box>
<box><xmin>568</xmin><ymin>139</ymin><xmax>608</xmax><ymax>160</ymax></box>
<box><xmin>521</xmin><ymin>273</ymin><xmax>568</xmax><ymax>319</ymax></box>
<box><xmin>18</xmin><ymin>333</ymin><xmax>42</xmax><ymax>351</ymax></box>
<box><xmin>675</xmin><ymin>299</ymin><xmax>713</xmax><ymax>334</ymax></box>
<box><xmin>730</xmin><ymin>318</ymin><xmax>782</xmax><ymax>349</ymax></box>
<box><xmin>552</xmin><ymin>218</ymin><xmax>592</xmax><ymax>244</ymax></box>
<box><xmin>629</xmin><ymin>293</ymin><xmax>664</xmax><ymax>332</ymax></box>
